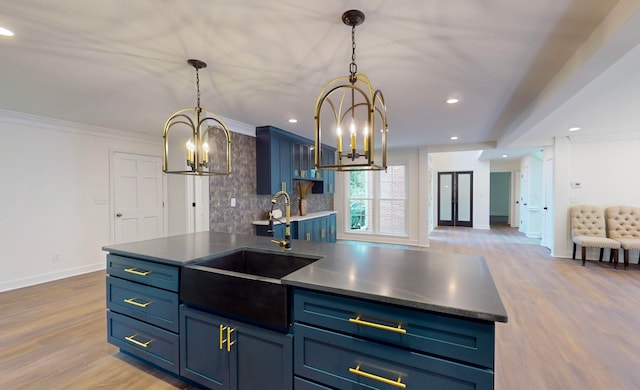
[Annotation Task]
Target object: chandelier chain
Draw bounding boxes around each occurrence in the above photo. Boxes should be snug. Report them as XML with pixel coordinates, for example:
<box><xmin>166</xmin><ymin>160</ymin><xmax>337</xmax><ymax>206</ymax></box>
<box><xmin>349</xmin><ymin>25</ymin><xmax>357</xmax><ymax>83</ymax></box>
<box><xmin>195</xmin><ymin>67</ymin><xmax>201</xmax><ymax>109</ymax></box>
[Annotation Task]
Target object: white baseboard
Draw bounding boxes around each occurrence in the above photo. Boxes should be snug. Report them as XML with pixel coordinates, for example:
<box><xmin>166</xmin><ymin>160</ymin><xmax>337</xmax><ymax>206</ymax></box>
<box><xmin>0</xmin><ymin>263</ymin><xmax>105</xmax><ymax>293</ymax></box>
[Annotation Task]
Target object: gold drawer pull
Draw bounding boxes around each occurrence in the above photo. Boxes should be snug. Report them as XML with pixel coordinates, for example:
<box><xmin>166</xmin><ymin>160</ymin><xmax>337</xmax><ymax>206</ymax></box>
<box><xmin>219</xmin><ymin>324</ymin><xmax>227</xmax><ymax>350</ymax></box>
<box><xmin>349</xmin><ymin>364</ymin><xmax>406</xmax><ymax>389</ymax></box>
<box><xmin>306</xmin><ymin>232</ymin><xmax>311</xmax><ymax>241</ymax></box>
<box><xmin>219</xmin><ymin>325</ymin><xmax>236</xmax><ymax>352</ymax></box>
<box><xmin>321</xmin><ymin>228</ymin><xmax>325</xmax><ymax>238</ymax></box>
<box><xmin>123</xmin><ymin>297</ymin><xmax>153</xmax><ymax>308</ymax></box>
<box><xmin>125</xmin><ymin>334</ymin><xmax>152</xmax><ymax>348</ymax></box>
<box><xmin>226</xmin><ymin>327</ymin><xmax>236</xmax><ymax>352</ymax></box>
<box><xmin>349</xmin><ymin>315</ymin><xmax>407</xmax><ymax>334</ymax></box>
<box><xmin>124</xmin><ymin>267</ymin><xmax>151</xmax><ymax>276</ymax></box>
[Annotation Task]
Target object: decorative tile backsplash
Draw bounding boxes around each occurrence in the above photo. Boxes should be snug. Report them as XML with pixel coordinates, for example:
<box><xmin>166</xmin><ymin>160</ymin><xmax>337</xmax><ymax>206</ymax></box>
<box><xmin>209</xmin><ymin>132</ymin><xmax>333</xmax><ymax>235</ymax></box>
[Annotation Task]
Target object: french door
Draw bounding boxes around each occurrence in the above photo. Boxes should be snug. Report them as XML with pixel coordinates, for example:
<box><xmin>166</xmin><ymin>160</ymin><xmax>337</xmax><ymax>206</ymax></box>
<box><xmin>438</xmin><ymin>171</ymin><xmax>473</xmax><ymax>227</ymax></box>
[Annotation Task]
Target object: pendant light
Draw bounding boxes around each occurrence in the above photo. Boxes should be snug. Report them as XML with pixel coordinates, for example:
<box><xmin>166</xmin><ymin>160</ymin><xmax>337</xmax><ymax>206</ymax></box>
<box><xmin>162</xmin><ymin>59</ymin><xmax>232</xmax><ymax>176</ymax></box>
<box><xmin>314</xmin><ymin>10</ymin><xmax>388</xmax><ymax>172</ymax></box>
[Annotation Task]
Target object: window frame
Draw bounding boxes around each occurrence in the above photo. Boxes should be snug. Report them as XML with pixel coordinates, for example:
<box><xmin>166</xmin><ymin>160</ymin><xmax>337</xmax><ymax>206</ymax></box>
<box><xmin>344</xmin><ymin>164</ymin><xmax>408</xmax><ymax>236</ymax></box>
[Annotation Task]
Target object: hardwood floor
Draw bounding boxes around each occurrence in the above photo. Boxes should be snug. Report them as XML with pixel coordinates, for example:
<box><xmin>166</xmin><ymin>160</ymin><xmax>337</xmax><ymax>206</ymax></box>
<box><xmin>1</xmin><ymin>227</ymin><xmax>639</xmax><ymax>389</ymax></box>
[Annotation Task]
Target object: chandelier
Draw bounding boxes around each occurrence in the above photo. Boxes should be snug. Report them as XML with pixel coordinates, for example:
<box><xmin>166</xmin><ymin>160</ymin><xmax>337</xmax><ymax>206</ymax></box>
<box><xmin>314</xmin><ymin>10</ymin><xmax>388</xmax><ymax>172</ymax></box>
<box><xmin>162</xmin><ymin>59</ymin><xmax>232</xmax><ymax>176</ymax></box>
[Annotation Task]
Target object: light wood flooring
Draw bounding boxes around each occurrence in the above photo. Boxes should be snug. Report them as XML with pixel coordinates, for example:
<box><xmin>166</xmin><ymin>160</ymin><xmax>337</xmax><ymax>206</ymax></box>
<box><xmin>1</xmin><ymin>226</ymin><xmax>639</xmax><ymax>389</ymax></box>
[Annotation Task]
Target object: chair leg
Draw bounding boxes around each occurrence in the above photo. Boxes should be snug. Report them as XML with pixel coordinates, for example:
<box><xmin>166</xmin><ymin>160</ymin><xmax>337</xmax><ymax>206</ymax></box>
<box><xmin>599</xmin><ymin>248</ymin><xmax>604</xmax><ymax>262</ymax></box>
<box><xmin>572</xmin><ymin>243</ymin><xmax>576</xmax><ymax>260</ymax></box>
<box><xmin>582</xmin><ymin>246</ymin><xmax>587</xmax><ymax>266</ymax></box>
<box><xmin>624</xmin><ymin>249</ymin><xmax>629</xmax><ymax>270</ymax></box>
<box><xmin>612</xmin><ymin>249</ymin><xmax>619</xmax><ymax>269</ymax></box>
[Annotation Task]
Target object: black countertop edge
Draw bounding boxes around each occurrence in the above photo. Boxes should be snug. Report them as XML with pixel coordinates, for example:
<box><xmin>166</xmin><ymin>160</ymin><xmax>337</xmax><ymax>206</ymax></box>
<box><xmin>281</xmin><ymin>280</ymin><xmax>508</xmax><ymax>323</ymax></box>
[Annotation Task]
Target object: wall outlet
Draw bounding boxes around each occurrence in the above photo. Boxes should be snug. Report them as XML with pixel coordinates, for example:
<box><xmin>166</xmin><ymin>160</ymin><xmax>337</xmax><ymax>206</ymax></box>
<box><xmin>52</xmin><ymin>254</ymin><xmax>61</xmax><ymax>263</ymax></box>
<box><xmin>230</xmin><ymin>198</ymin><xmax>236</xmax><ymax>208</ymax></box>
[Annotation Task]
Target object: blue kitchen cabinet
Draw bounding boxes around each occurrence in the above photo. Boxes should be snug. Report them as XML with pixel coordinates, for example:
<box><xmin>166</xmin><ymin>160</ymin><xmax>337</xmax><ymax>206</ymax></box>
<box><xmin>257</xmin><ymin>125</ymin><xmax>335</xmax><ymax>195</ymax></box>
<box><xmin>321</xmin><ymin>146</ymin><xmax>336</xmax><ymax>195</ymax></box>
<box><xmin>327</xmin><ymin>213</ymin><xmax>336</xmax><ymax>243</ymax></box>
<box><xmin>297</xmin><ymin>219</ymin><xmax>313</xmax><ymax>242</ymax></box>
<box><xmin>256</xmin><ymin>126</ymin><xmax>293</xmax><ymax>195</ymax></box>
<box><xmin>106</xmin><ymin>254</ymin><xmax>180</xmax><ymax>374</ymax></box>
<box><xmin>293</xmin><ymin>289</ymin><xmax>495</xmax><ymax>389</ymax></box>
<box><xmin>255</xmin><ymin>223</ymin><xmax>286</xmax><ymax>239</ymax></box>
<box><xmin>180</xmin><ymin>305</ymin><xmax>293</xmax><ymax>390</ymax></box>
<box><xmin>295</xmin><ymin>215</ymin><xmax>335</xmax><ymax>243</ymax></box>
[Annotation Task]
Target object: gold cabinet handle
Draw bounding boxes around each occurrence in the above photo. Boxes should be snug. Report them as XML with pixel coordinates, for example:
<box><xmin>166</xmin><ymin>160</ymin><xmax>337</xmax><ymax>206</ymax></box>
<box><xmin>329</xmin><ymin>184</ymin><xmax>333</xmax><ymax>193</ymax></box>
<box><xmin>124</xmin><ymin>267</ymin><xmax>151</xmax><ymax>276</ymax></box>
<box><xmin>125</xmin><ymin>334</ymin><xmax>152</xmax><ymax>348</ymax></box>
<box><xmin>219</xmin><ymin>325</ymin><xmax>236</xmax><ymax>352</ymax></box>
<box><xmin>331</xmin><ymin>225</ymin><xmax>335</xmax><ymax>235</ymax></box>
<box><xmin>349</xmin><ymin>364</ymin><xmax>406</xmax><ymax>389</ymax></box>
<box><xmin>219</xmin><ymin>324</ymin><xmax>227</xmax><ymax>350</ymax></box>
<box><xmin>123</xmin><ymin>297</ymin><xmax>153</xmax><ymax>308</ymax></box>
<box><xmin>226</xmin><ymin>327</ymin><xmax>236</xmax><ymax>352</ymax></box>
<box><xmin>348</xmin><ymin>315</ymin><xmax>407</xmax><ymax>334</ymax></box>
<box><xmin>306</xmin><ymin>232</ymin><xmax>311</xmax><ymax>241</ymax></box>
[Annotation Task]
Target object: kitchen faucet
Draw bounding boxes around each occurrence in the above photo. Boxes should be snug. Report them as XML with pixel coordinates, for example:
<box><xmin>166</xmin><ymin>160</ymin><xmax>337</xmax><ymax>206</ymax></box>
<box><xmin>269</xmin><ymin>190</ymin><xmax>291</xmax><ymax>250</ymax></box>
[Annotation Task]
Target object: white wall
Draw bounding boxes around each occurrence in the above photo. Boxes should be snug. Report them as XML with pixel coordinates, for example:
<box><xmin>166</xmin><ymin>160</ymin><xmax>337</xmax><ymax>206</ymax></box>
<box><xmin>0</xmin><ymin>110</ymin><xmax>162</xmax><ymax>291</ymax></box>
<box><xmin>430</xmin><ymin>150</ymin><xmax>491</xmax><ymax>230</ymax></box>
<box><xmin>553</xmin><ymin>135</ymin><xmax>640</xmax><ymax>258</ymax></box>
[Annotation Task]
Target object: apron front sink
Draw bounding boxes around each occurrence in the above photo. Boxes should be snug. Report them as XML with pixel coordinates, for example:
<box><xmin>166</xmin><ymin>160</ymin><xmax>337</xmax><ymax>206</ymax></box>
<box><xmin>181</xmin><ymin>248</ymin><xmax>321</xmax><ymax>329</ymax></box>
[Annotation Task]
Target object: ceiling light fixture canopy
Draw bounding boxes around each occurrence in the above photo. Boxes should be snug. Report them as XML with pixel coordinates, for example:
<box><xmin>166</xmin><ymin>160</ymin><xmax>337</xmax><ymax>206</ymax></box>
<box><xmin>162</xmin><ymin>59</ymin><xmax>232</xmax><ymax>176</ymax></box>
<box><xmin>314</xmin><ymin>9</ymin><xmax>388</xmax><ymax>172</ymax></box>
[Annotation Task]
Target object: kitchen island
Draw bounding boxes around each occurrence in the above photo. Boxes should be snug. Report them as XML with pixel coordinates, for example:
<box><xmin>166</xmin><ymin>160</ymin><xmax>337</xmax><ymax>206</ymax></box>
<box><xmin>103</xmin><ymin>231</ymin><xmax>507</xmax><ymax>389</ymax></box>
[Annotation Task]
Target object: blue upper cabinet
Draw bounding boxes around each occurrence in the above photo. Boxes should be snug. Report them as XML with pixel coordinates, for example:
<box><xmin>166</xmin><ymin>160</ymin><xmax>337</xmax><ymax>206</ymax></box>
<box><xmin>256</xmin><ymin>126</ymin><xmax>293</xmax><ymax>195</ymax></box>
<box><xmin>256</xmin><ymin>126</ymin><xmax>335</xmax><ymax>195</ymax></box>
<box><xmin>321</xmin><ymin>146</ymin><xmax>336</xmax><ymax>195</ymax></box>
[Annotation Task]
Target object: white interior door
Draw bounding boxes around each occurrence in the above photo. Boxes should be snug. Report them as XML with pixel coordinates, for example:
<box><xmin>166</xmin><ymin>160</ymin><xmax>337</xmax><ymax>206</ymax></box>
<box><xmin>112</xmin><ymin>151</ymin><xmax>165</xmax><ymax>243</ymax></box>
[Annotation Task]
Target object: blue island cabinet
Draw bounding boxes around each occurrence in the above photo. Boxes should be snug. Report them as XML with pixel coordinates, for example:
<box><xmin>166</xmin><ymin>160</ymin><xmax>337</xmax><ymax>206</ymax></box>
<box><xmin>292</xmin><ymin>289</ymin><xmax>496</xmax><ymax>389</ymax></box>
<box><xmin>180</xmin><ymin>305</ymin><xmax>293</xmax><ymax>390</ymax></box>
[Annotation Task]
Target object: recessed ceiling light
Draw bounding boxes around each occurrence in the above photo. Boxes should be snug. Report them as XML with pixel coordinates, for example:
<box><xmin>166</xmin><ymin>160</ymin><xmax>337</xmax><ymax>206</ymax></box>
<box><xmin>288</xmin><ymin>118</ymin><xmax>298</xmax><ymax>124</ymax></box>
<box><xmin>450</xmin><ymin>136</ymin><xmax>458</xmax><ymax>141</ymax></box>
<box><xmin>569</xmin><ymin>127</ymin><xmax>580</xmax><ymax>132</ymax></box>
<box><xmin>502</xmin><ymin>154</ymin><xmax>508</xmax><ymax>158</ymax></box>
<box><xmin>446</xmin><ymin>98</ymin><xmax>459</xmax><ymax>104</ymax></box>
<box><xmin>0</xmin><ymin>26</ymin><xmax>14</xmax><ymax>37</ymax></box>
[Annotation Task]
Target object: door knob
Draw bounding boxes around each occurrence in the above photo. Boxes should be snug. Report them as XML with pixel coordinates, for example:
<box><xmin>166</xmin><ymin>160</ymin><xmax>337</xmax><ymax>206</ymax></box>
<box><xmin>116</xmin><ymin>213</ymin><xmax>123</xmax><ymax>217</ymax></box>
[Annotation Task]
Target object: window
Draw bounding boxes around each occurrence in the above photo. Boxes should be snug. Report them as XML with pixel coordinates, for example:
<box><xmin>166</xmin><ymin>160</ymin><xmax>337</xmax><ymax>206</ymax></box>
<box><xmin>347</xmin><ymin>165</ymin><xmax>407</xmax><ymax>235</ymax></box>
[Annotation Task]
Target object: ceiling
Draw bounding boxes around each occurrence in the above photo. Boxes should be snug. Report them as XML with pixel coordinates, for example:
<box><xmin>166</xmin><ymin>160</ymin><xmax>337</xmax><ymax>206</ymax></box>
<box><xmin>1</xmin><ymin>1</ymin><xmax>639</xmax><ymax>160</ymax></box>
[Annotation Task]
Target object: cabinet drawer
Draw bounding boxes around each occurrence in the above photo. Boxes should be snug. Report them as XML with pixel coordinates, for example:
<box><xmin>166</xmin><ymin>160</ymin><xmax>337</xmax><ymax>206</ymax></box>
<box><xmin>107</xmin><ymin>276</ymin><xmax>179</xmax><ymax>332</ymax></box>
<box><xmin>293</xmin><ymin>289</ymin><xmax>494</xmax><ymax>368</ymax></box>
<box><xmin>294</xmin><ymin>377</ymin><xmax>333</xmax><ymax>389</ymax></box>
<box><xmin>107</xmin><ymin>311</ymin><xmax>179</xmax><ymax>374</ymax></box>
<box><xmin>107</xmin><ymin>254</ymin><xmax>179</xmax><ymax>292</ymax></box>
<box><xmin>294</xmin><ymin>323</ymin><xmax>493</xmax><ymax>390</ymax></box>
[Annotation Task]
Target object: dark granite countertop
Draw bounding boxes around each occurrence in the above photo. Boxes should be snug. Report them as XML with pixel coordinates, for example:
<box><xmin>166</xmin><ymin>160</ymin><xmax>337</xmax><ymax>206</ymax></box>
<box><xmin>102</xmin><ymin>231</ymin><xmax>508</xmax><ymax>323</ymax></box>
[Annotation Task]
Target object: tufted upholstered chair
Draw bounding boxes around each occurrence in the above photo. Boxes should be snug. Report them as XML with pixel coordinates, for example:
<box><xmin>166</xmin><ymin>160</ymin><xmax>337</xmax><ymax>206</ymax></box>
<box><xmin>605</xmin><ymin>206</ymin><xmax>640</xmax><ymax>269</ymax></box>
<box><xmin>570</xmin><ymin>205</ymin><xmax>620</xmax><ymax>267</ymax></box>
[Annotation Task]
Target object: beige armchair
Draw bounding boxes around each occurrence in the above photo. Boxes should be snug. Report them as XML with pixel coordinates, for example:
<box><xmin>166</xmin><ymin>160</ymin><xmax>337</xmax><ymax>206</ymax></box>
<box><xmin>570</xmin><ymin>205</ymin><xmax>620</xmax><ymax>267</ymax></box>
<box><xmin>605</xmin><ymin>206</ymin><xmax>640</xmax><ymax>269</ymax></box>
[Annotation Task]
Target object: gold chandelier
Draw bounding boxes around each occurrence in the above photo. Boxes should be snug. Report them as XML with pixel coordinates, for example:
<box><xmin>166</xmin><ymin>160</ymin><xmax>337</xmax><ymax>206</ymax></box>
<box><xmin>162</xmin><ymin>59</ymin><xmax>232</xmax><ymax>176</ymax></box>
<box><xmin>314</xmin><ymin>10</ymin><xmax>388</xmax><ymax>172</ymax></box>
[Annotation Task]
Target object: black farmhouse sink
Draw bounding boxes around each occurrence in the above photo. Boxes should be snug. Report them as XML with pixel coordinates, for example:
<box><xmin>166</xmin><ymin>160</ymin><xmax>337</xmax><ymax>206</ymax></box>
<box><xmin>181</xmin><ymin>248</ymin><xmax>321</xmax><ymax>329</ymax></box>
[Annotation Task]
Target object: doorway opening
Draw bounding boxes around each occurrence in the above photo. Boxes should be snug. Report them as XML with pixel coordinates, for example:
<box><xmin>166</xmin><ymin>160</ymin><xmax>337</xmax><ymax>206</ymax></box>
<box><xmin>490</xmin><ymin>172</ymin><xmax>511</xmax><ymax>226</ymax></box>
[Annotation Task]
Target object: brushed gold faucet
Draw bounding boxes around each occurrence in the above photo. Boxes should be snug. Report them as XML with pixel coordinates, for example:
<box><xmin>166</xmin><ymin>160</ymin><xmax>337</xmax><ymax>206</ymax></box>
<box><xmin>269</xmin><ymin>190</ymin><xmax>291</xmax><ymax>250</ymax></box>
